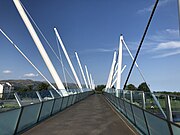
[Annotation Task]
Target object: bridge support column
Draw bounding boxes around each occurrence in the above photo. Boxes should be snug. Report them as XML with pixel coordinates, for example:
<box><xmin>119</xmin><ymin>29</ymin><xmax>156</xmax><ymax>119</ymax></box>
<box><xmin>116</xmin><ymin>35</ymin><xmax>123</xmax><ymax>97</ymax></box>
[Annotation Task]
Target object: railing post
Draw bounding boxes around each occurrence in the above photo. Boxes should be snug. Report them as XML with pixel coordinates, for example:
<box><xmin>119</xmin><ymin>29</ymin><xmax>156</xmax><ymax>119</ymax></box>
<box><xmin>165</xmin><ymin>95</ymin><xmax>173</xmax><ymax>121</ymax></box>
<box><xmin>142</xmin><ymin>92</ymin><xmax>146</xmax><ymax>109</ymax></box>
<box><xmin>130</xmin><ymin>91</ymin><xmax>133</xmax><ymax>103</ymax></box>
<box><xmin>36</xmin><ymin>91</ymin><xmax>43</xmax><ymax>102</ymax></box>
<box><xmin>123</xmin><ymin>90</ymin><xmax>125</xmax><ymax>100</ymax></box>
<box><xmin>49</xmin><ymin>90</ymin><xmax>56</xmax><ymax>115</ymax></box>
<box><xmin>14</xmin><ymin>106</ymin><xmax>24</xmax><ymax>134</ymax></box>
<box><xmin>36</xmin><ymin>91</ymin><xmax>43</xmax><ymax>122</ymax></box>
<box><xmin>129</xmin><ymin>91</ymin><xmax>136</xmax><ymax>125</ymax></box>
<box><xmin>14</xmin><ymin>92</ymin><xmax>22</xmax><ymax>107</ymax></box>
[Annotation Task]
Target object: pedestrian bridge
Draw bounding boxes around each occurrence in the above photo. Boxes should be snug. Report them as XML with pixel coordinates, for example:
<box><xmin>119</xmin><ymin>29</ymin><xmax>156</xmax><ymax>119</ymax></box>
<box><xmin>0</xmin><ymin>90</ymin><xmax>179</xmax><ymax>135</ymax></box>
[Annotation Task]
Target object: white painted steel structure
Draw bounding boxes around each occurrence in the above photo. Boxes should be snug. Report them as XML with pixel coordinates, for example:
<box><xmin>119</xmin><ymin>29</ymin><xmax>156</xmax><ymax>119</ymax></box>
<box><xmin>85</xmin><ymin>65</ymin><xmax>91</xmax><ymax>89</ymax></box>
<box><xmin>54</xmin><ymin>28</ymin><xmax>83</xmax><ymax>92</ymax></box>
<box><xmin>110</xmin><ymin>65</ymin><xmax>126</xmax><ymax>88</ymax></box>
<box><xmin>0</xmin><ymin>29</ymin><xmax>58</xmax><ymax>92</ymax></box>
<box><xmin>13</xmin><ymin>0</ymin><xmax>68</xmax><ymax>96</ymax></box>
<box><xmin>90</xmin><ymin>74</ymin><xmax>93</xmax><ymax>90</ymax></box>
<box><xmin>105</xmin><ymin>51</ymin><xmax>117</xmax><ymax>90</ymax></box>
<box><xmin>116</xmin><ymin>35</ymin><xmax>123</xmax><ymax>96</ymax></box>
<box><xmin>75</xmin><ymin>52</ymin><xmax>89</xmax><ymax>89</ymax></box>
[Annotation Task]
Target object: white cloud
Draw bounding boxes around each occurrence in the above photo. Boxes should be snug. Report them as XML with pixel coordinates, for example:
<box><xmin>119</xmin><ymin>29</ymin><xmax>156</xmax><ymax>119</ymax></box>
<box><xmin>137</xmin><ymin>5</ymin><xmax>153</xmax><ymax>14</ymax></box>
<box><xmin>148</xmin><ymin>29</ymin><xmax>179</xmax><ymax>42</ymax></box>
<box><xmin>83</xmin><ymin>48</ymin><xmax>117</xmax><ymax>53</ymax></box>
<box><xmin>137</xmin><ymin>0</ymin><xmax>171</xmax><ymax>14</ymax></box>
<box><xmin>96</xmin><ymin>48</ymin><xmax>116</xmax><ymax>52</ymax></box>
<box><xmin>154</xmin><ymin>41</ymin><xmax>180</xmax><ymax>50</ymax></box>
<box><xmin>3</xmin><ymin>70</ymin><xmax>12</xmax><ymax>74</ymax></box>
<box><xmin>152</xmin><ymin>41</ymin><xmax>180</xmax><ymax>58</ymax></box>
<box><xmin>153</xmin><ymin>50</ymin><xmax>180</xmax><ymax>58</ymax></box>
<box><xmin>134</xmin><ymin>28</ymin><xmax>180</xmax><ymax>58</ymax></box>
<box><xmin>23</xmin><ymin>73</ymin><xmax>38</xmax><ymax>78</ymax></box>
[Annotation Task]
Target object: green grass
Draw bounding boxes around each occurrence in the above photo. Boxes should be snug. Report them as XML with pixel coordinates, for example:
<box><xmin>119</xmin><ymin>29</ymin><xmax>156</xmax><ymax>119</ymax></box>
<box><xmin>3</xmin><ymin>104</ymin><xmax>19</xmax><ymax>108</ymax></box>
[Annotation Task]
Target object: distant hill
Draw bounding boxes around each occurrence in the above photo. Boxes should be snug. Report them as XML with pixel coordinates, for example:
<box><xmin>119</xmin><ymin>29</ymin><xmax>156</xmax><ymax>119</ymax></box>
<box><xmin>0</xmin><ymin>79</ymin><xmax>43</xmax><ymax>91</ymax></box>
<box><xmin>0</xmin><ymin>79</ymin><xmax>80</xmax><ymax>91</ymax></box>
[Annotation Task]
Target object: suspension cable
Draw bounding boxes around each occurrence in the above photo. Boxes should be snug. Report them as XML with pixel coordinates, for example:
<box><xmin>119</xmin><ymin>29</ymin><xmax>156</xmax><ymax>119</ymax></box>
<box><xmin>0</xmin><ymin>29</ymin><xmax>57</xmax><ymax>91</ymax></box>
<box><xmin>122</xmin><ymin>39</ymin><xmax>146</xmax><ymax>82</ymax></box>
<box><xmin>20</xmin><ymin>1</ymin><xmax>78</xmax><ymax>89</ymax></box>
<box><xmin>56</xmin><ymin>36</ymin><xmax>68</xmax><ymax>90</ymax></box>
<box><xmin>123</xmin><ymin>0</ymin><xmax>159</xmax><ymax>89</ymax></box>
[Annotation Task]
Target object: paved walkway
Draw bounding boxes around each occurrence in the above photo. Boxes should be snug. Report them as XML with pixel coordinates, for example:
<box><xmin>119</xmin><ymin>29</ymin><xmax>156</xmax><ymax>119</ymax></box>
<box><xmin>23</xmin><ymin>94</ymin><xmax>139</xmax><ymax>135</ymax></box>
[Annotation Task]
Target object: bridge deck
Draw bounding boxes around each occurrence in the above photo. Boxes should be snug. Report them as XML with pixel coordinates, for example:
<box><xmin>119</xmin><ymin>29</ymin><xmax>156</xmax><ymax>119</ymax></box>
<box><xmin>22</xmin><ymin>94</ymin><xmax>139</xmax><ymax>135</ymax></box>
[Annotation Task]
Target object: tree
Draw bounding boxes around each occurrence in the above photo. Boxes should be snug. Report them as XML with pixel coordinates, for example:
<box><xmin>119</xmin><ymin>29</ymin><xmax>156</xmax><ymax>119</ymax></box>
<box><xmin>37</xmin><ymin>82</ymin><xmax>49</xmax><ymax>91</ymax></box>
<box><xmin>95</xmin><ymin>85</ymin><xmax>106</xmax><ymax>91</ymax></box>
<box><xmin>27</xmin><ymin>85</ymin><xmax>33</xmax><ymax>91</ymax></box>
<box><xmin>125</xmin><ymin>84</ymin><xmax>137</xmax><ymax>90</ymax></box>
<box><xmin>138</xmin><ymin>82</ymin><xmax>150</xmax><ymax>92</ymax></box>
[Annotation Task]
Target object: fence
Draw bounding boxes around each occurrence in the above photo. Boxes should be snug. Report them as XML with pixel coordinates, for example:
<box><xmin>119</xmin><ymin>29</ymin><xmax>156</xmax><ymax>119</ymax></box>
<box><xmin>103</xmin><ymin>92</ymin><xmax>180</xmax><ymax>135</ymax></box>
<box><xmin>0</xmin><ymin>90</ymin><xmax>94</xmax><ymax>135</ymax></box>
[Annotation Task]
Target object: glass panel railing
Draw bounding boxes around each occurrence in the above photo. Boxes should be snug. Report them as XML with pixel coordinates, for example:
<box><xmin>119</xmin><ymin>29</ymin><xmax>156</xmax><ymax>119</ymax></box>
<box><xmin>132</xmin><ymin>105</ymin><xmax>149</xmax><ymax>134</ymax></box>
<box><xmin>116</xmin><ymin>97</ymin><xmax>120</xmax><ymax>108</ymax></box>
<box><xmin>71</xmin><ymin>94</ymin><xmax>77</xmax><ymax>104</ymax></box>
<box><xmin>75</xmin><ymin>94</ymin><xmax>80</xmax><ymax>103</ymax></box>
<box><xmin>0</xmin><ymin>92</ymin><xmax>19</xmax><ymax>112</ymax></box>
<box><xmin>51</xmin><ymin>98</ymin><xmax>62</xmax><ymax>114</ymax></box>
<box><xmin>104</xmin><ymin>92</ymin><xmax>180</xmax><ymax>135</ymax></box>
<box><xmin>132</xmin><ymin>91</ymin><xmax>143</xmax><ymax>107</ymax></box>
<box><xmin>79</xmin><ymin>93</ymin><xmax>83</xmax><ymax>101</ymax></box>
<box><xmin>171</xmin><ymin>123</ymin><xmax>180</xmax><ymax>135</ymax></box>
<box><xmin>118</xmin><ymin>98</ymin><xmax>125</xmax><ymax>114</ymax></box>
<box><xmin>169</xmin><ymin>95</ymin><xmax>180</xmax><ymax>123</ymax></box>
<box><xmin>49</xmin><ymin>90</ymin><xmax>61</xmax><ymax>98</ymax></box>
<box><xmin>145</xmin><ymin>93</ymin><xmax>166</xmax><ymax>119</ymax></box>
<box><xmin>124</xmin><ymin>101</ymin><xmax>134</xmax><ymax>123</ymax></box>
<box><xmin>144</xmin><ymin>111</ymin><xmax>171</xmax><ymax>135</ymax></box>
<box><xmin>124</xmin><ymin>90</ymin><xmax>131</xmax><ymax>102</ymax></box>
<box><xmin>17</xmin><ymin>91</ymin><xmax>40</xmax><ymax>106</ymax></box>
<box><xmin>17</xmin><ymin>103</ymin><xmax>41</xmax><ymax>132</ymax></box>
<box><xmin>38</xmin><ymin>90</ymin><xmax>53</xmax><ymax>101</ymax></box>
<box><xmin>0</xmin><ymin>108</ymin><xmax>21</xmax><ymax>135</ymax></box>
<box><xmin>67</xmin><ymin>95</ymin><xmax>73</xmax><ymax>107</ymax></box>
<box><xmin>39</xmin><ymin>100</ymin><xmax>54</xmax><ymax>121</ymax></box>
<box><xmin>61</xmin><ymin>96</ymin><xmax>69</xmax><ymax>110</ymax></box>
<box><xmin>0</xmin><ymin>91</ymin><xmax>92</xmax><ymax>135</ymax></box>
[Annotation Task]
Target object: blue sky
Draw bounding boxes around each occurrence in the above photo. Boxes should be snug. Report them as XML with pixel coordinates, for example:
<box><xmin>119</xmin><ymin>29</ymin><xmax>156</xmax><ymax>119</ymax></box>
<box><xmin>0</xmin><ymin>0</ymin><xmax>179</xmax><ymax>91</ymax></box>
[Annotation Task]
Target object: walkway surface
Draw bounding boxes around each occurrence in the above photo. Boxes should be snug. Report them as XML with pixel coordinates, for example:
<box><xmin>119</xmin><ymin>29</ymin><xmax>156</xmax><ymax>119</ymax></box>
<box><xmin>23</xmin><ymin>94</ymin><xmax>139</xmax><ymax>135</ymax></box>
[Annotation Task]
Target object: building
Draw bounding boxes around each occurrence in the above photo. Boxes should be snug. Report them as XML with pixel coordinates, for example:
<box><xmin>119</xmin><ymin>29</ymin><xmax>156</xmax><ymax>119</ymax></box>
<box><xmin>0</xmin><ymin>82</ymin><xmax>13</xmax><ymax>98</ymax></box>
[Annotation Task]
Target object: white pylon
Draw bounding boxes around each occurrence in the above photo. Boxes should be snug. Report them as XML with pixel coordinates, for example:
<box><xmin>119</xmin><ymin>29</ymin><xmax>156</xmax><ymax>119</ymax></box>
<box><xmin>0</xmin><ymin>29</ymin><xmax>59</xmax><ymax>93</ymax></box>
<box><xmin>85</xmin><ymin>65</ymin><xmax>91</xmax><ymax>89</ymax></box>
<box><xmin>116</xmin><ymin>35</ymin><xmax>123</xmax><ymax>97</ymax></box>
<box><xmin>92</xmin><ymin>80</ymin><xmax>95</xmax><ymax>90</ymax></box>
<box><xmin>13</xmin><ymin>0</ymin><xmax>68</xmax><ymax>96</ymax></box>
<box><xmin>105</xmin><ymin>51</ymin><xmax>117</xmax><ymax>90</ymax></box>
<box><xmin>178</xmin><ymin>0</ymin><xmax>180</xmax><ymax>33</ymax></box>
<box><xmin>54</xmin><ymin>28</ymin><xmax>83</xmax><ymax>92</ymax></box>
<box><xmin>75</xmin><ymin>52</ymin><xmax>89</xmax><ymax>89</ymax></box>
<box><xmin>111</xmin><ymin>65</ymin><xmax>126</xmax><ymax>88</ymax></box>
<box><xmin>90</xmin><ymin>74</ymin><xmax>93</xmax><ymax>90</ymax></box>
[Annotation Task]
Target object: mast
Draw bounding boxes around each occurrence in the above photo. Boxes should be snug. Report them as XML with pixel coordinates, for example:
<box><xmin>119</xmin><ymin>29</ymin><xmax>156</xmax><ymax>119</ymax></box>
<box><xmin>13</xmin><ymin>0</ymin><xmax>68</xmax><ymax>96</ymax></box>
<box><xmin>111</xmin><ymin>65</ymin><xmax>126</xmax><ymax>88</ymax></box>
<box><xmin>54</xmin><ymin>28</ymin><xmax>83</xmax><ymax>92</ymax></box>
<box><xmin>116</xmin><ymin>35</ymin><xmax>123</xmax><ymax>96</ymax></box>
<box><xmin>178</xmin><ymin>0</ymin><xmax>180</xmax><ymax>33</ymax></box>
<box><xmin>90</xmin><ymin>74</ymin><xmax>93</xmax><ymax>90</ymax></box>
<box><xmin>75</xmin><ymin>52</ymin><xmax>89</xmax><ymax>89</ymax></box>
<box><xmin>106</xmin><ymin>51</ymin><xmax>117</xmax><ymax>90</ymax></box>
<box><xmin>0</xmin><ymin>29</ymin><xmax>60</xmax><ymax>94</ymax></box>
<box><xmin>85</xmin><ymin>65</ymin><xmax>91</xmax><ymax>89</ymax></box>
